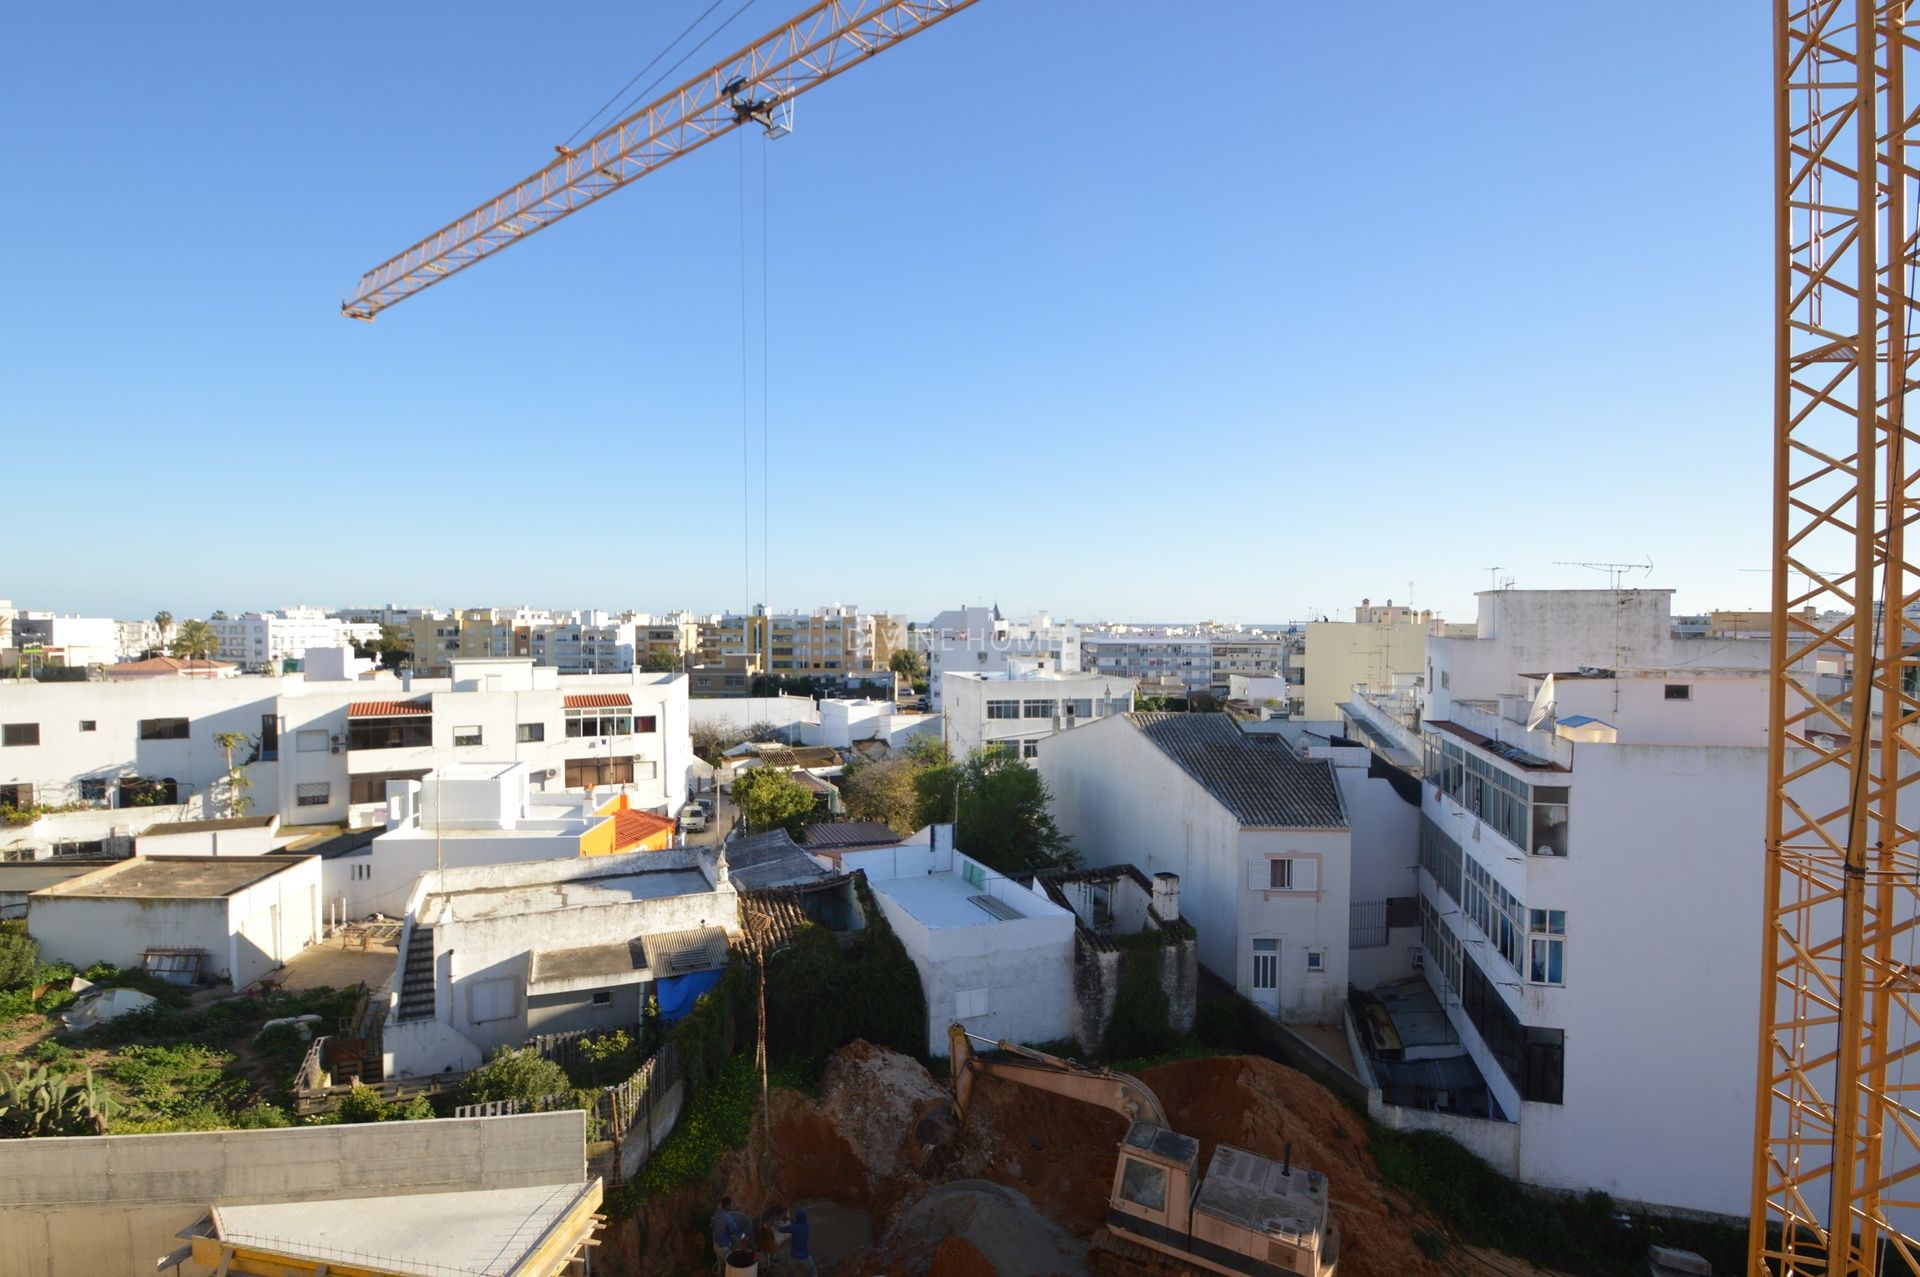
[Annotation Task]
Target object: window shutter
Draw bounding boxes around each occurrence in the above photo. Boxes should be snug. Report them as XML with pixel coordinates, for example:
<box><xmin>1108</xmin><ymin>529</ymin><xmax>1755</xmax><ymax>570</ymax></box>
<box><xmin>1248</xmin><ymin>860</ymin><xmax>1269</xmax><ymax>890</ymax></box>
<box><xmin>1291</xmin><ymin>859</ymin><xmax>1318</xmax><ymax>893</ymax></box>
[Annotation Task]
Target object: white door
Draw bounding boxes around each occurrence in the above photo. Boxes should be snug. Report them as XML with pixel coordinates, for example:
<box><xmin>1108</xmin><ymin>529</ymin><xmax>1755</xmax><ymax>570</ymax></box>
<box><xmin>1250</xmin><ymin>937</ymin><xmax>1281</xmax><ymax>1014</ymax></box>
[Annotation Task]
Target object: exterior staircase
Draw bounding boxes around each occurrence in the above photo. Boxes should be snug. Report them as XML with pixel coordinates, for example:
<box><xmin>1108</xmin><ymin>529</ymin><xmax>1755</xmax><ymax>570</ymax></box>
<box><xmin>396</xmin><ymin>925</ymin><xmax>436</xmax><ymax>1022</ymax></box>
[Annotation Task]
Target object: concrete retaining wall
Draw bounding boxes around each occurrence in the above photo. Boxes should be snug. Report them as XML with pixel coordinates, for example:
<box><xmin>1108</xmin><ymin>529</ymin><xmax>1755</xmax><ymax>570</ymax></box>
<box><xmin>0</xmin><ymin>1111</ymin><xmax>586</xmax><ymax>1277</ymax></box>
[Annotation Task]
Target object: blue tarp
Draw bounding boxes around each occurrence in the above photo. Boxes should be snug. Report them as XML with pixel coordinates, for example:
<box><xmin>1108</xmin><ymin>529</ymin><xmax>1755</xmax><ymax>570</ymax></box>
<box><xmin>655</xmin><ymin>968</ymin><xmax>724</xmax><ymax>1021</ymax></box>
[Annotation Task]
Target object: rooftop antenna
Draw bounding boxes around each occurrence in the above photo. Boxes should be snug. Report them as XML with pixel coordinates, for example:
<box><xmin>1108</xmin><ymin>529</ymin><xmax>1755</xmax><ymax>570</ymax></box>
<box><xmin>1485</xmin><ymin>567</ymin><xmax>1505</xmax><ymax>592</ymax></box>
<box><xmin>1554</xmin><ymin>557</ymin><xmax>1654</xmax><ymax>589</ymax></box>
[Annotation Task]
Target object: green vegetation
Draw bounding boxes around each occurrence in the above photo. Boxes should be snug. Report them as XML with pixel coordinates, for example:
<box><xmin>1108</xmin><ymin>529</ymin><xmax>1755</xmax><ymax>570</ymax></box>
<box><xmin>569</xmin><ymin>1028</ymin><xmax>647</xmax><ymax>1088</ymax></box>
<box><xmin>637</xmin><ymin>1053</ymin><xmax>759</xmax><ymax>1192</ymax></box>
<box><xmin>1371</xmin><ymin>1127</ymin><xmax>1746</xmax><ymax>1276</ymax></box>
<box><xmin>914</xmin><ymin>745</ymin><xmax>1075</xmax><ymax>872</ymax></box>
<box><xmin>840</xmin><ymin>735</ymin><xmax>946</xmax><ymax>834</ymax></box>
<box><xmin>454</xmin><ymin>1047</ymin><xmax>573</xmax><ymax>1108</ymax></box>
<box><xmin>641</xmin><ymin>648</ymin><xmax>683</xmax><ymax>673</ymax></box>
<box><xmin>0</xmin><ymin>1062</ymin><xmax>118</xmax><ymax>1136</ymax></box>
<box><xmin>212</xmin><ymin>731</ymin><xmax>255</xmax><ymax>818</ymax></box>
<box><xmin>1100</xmin><ymin>938</ymin><xmax>1176</xmax><ymax>1061</ymax></box>
<box><xmin>888</xmin><ymin>647</ymin><xmax>927</xmax><ymax>688</ymax></box>
<box><xmin>168</xmin><ymin>618</ymin><xmax>218</xmax><ymax>660</ymax></box>
<box><xmin>764</xmin><ymin>885</ymin><xmax>927</xmax><ymax>1082</ymax></box>
<box><xmin>335</xmin><ymin>1085</ymin><xmax>433</xmax><ymax>1124</ymax></box>
<box><xmin>732</xmin><ymin>766</ymin><xmax>816</xmax><ymax>837</ymax></box>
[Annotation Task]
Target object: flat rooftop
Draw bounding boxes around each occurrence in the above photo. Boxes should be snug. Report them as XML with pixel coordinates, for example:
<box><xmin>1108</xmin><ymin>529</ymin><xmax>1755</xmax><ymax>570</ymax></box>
<box><xmin>0</xmin><ymin>860</ymin><xmax>120</xmax><ymax>893</ymax></box>
<box><xmin>141</xmin><ymin>815</ymin><xmax>277</xmax><ymax>836</ymax></box>
<box><xmin>873</xmin><ymin>873</ymin><xmax>1046</xmax><ymax>929</ymax></box>
<box><xmin>32</xmin><ymin>855</ymin><xmax>304</xmax><ymax>900</ymax></box>
<box><xmin>427</xmin><ymin>867</ymin><xmax>713</xmax><ymax>920</ymax></box>
<box><xmin>209</xmin><ymin>1181</ymin><xmax>597</xmax><ymax>1276</ymax></box>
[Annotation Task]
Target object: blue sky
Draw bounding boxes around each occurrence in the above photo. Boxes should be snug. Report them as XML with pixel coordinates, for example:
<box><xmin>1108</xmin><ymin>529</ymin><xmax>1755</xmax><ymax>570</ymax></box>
<box><xmin>2</xmin><ymin>2</ymin><xmax>1768</xmax><ymax>626</ymax></box>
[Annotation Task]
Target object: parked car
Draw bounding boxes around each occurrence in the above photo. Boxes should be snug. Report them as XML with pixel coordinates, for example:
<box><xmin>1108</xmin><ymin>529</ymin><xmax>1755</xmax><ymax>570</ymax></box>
<box><xmin>678</xmin><ymin>804</ymin><xmax>708</xmax><ymax>833</ymax></box>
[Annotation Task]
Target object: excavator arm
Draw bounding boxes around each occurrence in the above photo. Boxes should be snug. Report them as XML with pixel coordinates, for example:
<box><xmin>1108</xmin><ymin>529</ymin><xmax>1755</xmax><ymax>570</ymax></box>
<box><xmin>947</xmin><ymin>1023</ymin><xmax>1168</xmax><ymax>1129</ymax></box>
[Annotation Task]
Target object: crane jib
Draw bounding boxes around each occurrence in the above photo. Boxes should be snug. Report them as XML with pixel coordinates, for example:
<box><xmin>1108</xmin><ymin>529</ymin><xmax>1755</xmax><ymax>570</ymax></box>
<box><xmin>340</xmin><ymin>0</ymin><xmax>980</xmax><ymax>320</ymax></box>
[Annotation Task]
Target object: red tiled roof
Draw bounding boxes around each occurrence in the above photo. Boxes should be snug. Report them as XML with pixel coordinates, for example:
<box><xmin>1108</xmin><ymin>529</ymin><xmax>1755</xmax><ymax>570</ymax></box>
<box><xmin>109</xmin><ymin>656</ymin><xmax>234</xmax><ymax>674</ymax></box>
<box><xmin>564</xmin><ymin>693</ymin><xmax>633</xmax><ymax>709</ymax></box>
<box><xmin>347</xmin><ymin>700</ymin><xmax>431</xmax><ymax>717</ymax></box>
<box><xmin>612</xmin><ymin>809</ymin><xmax>676</xmax><ymax>850</ymax></box>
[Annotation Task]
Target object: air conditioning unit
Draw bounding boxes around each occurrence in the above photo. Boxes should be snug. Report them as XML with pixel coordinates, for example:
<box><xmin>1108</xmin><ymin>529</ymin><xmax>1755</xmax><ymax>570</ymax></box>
<box><xmin>330</xmin><ymin>743</ymin><xmax>342</xmax><ymax>755</ymax></box>
<box><xmin>543</xmin><ymin>768</ymin><xmax>557</xmax><ymax>781</ymax></box>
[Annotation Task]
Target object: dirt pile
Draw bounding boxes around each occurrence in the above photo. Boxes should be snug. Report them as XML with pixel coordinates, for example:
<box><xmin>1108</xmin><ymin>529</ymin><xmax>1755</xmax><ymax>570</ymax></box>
<box><xmin>866</xmin><ymin>1180</ymin><xmax>1088</xmax><ymax>1277</ymax></box>
<box><xmin>817</xmin><ymin>1039</ymin><xmax>948</xmax><ymax>1182</ymax></box>
<box><xmin>926</xmin><ymin>1235</ymin><xmax>996</xmax><ymax>1277</ymax></box>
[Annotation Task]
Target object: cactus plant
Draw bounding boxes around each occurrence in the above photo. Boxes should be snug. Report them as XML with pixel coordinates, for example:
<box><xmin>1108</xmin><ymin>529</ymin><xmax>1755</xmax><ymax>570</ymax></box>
<box><xmin>0</xmin><ymin>1063</ymin><xmax>119</xmax><ymax>1137</ymax></box>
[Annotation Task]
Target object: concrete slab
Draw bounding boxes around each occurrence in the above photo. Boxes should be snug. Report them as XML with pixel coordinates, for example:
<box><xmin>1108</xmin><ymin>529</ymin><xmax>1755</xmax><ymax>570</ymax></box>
<box><xmin>30</xmin><ymin>855</ymin><xmax>301</xmax><ymax>900</ymax></box>
<box><xmin>277</xmin><ymin>940</ymin><xmax>399</xmax><ymax>994</ymax></box>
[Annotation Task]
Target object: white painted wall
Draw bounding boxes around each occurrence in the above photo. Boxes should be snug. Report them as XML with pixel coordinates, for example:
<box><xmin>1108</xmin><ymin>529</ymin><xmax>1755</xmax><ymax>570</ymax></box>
<box><xmin>941</xmin><ymin>670</ymin><xmax>1135</xmax><ymax>759</ymax></box>
<box><xmin>1325</xmin><ymin>751</ymin><xmax>1421</xmax><ymax>989</ymax></box>
<box><xmin>1039</xmin><ymin>716</ymin><xmax>1353</xmax><ymax>1023</ymax></box>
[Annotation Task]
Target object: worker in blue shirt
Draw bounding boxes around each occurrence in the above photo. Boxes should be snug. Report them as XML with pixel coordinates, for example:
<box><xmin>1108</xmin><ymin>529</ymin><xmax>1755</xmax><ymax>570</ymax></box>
<box><xmin>774</xmin><ymin>1206</ymin><xmax>814</xmax><ymax>1275</ymax></box>
<box><xmin>710</xmin><ymin>1196</ymin><xmax>752</xmax><ymax>1271</ymax></box>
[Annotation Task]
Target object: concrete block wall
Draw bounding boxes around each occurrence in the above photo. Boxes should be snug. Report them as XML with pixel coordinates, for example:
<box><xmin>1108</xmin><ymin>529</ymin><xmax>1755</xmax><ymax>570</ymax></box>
<box><xmin>0</xmin><ymin>1111</ymin><xmax>587</xmax><ymax>1277</ymax></box>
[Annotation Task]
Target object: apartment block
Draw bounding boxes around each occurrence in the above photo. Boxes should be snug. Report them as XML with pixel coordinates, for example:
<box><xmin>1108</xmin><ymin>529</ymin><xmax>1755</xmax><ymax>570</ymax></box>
<box><xmin>698</xmin><ymin>605</ymin><xmax>901</xmax><ymax>679</ymax></box>
<box><xmin>920</xmin><ymin>607</ymin><xmax>1082</xmax><ymax>711</ymax></box>
<box><xmin>940</xmin><ymin>667</ymin><xmax>1135</xmax><ymax>760</ymax></box>
<box><xmin>209</xmin><ymin>608</ymin><xmax>381</xmax><ymax>671</ymax></box>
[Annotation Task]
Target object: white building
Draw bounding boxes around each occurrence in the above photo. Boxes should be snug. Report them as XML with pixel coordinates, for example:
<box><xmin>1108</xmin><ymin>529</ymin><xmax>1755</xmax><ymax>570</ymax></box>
<box><xmin>1298</xmin><ymin>600</ymin><xmax>1435</xmax><ymax>722</ymax></box>
<box><xmin>1039</xmin><ymin>712</ymin><xmax>1352</xmax><ymax>1023</ymax></box>
<box><xmin>919</xmin><ymin>607</ymin><xmax>1082</xmax><ymax>710</ymax></box>
<box><xmin>940</xmin><ymin>667</ymin><xmax>1135</xmax><ymax>760</ymax></box>
<box><xmin>209</xmin><ymin>608</ymin><xmax>381</xmax><ymax>671</ymax></box>
<box><xmin>839</xmin><ymin>825</ymin><xmax>1076</xmax><ymax>1055</ymax></box>
<box><xmin>29</xmin><ymin>854</ymin><xmax>322</xmax><ymax>988</ymax></box>
<box><xmin>380</xmin><ymin>849</ymin><xmax>735</xmax><ymax>1080</ymax></box>
<box><xmin>323</xmin><ymin>761</ymin><xmax>634</xmax><ymax>920</ymax></box>
<box><xmin>0</xmin><ymin>653</ymin><xmax>694</xmax><ymax>849</ymax></box>
<box><xmin>1356</xmin><ymin>587</ymin><xmax>1839</xmax><ymax>1218</ymax></box>
<box><xmin>11</xmin><ymin>613</ymin><xmax>120</xmax><ymax>667</ymax></box>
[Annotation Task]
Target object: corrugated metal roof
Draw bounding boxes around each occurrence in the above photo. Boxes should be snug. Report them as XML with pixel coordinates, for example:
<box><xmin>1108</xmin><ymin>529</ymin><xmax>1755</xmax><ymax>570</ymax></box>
<box><xmin>347</xmin><ymin>700</ymin><xmax>430</xmax><ymax>717</ymax></box>
<box><xmin>1127</xmin><ymin>712</ymin><xmax>1347</xmax><ymax>829</ymax></box>
<box><xmin>640</xmin><ymin>926</ymin><xmax>729</xmax><ymax>974</ymax></box>
<box><xmin>563</xmin><ymin>693</ymin><xmax>632</xmax><ymax>709</ymax></box>
<box><xmin>801</xmin><ymin>822</ymin><xmax>901</xmax><ymax>850</ymax></box>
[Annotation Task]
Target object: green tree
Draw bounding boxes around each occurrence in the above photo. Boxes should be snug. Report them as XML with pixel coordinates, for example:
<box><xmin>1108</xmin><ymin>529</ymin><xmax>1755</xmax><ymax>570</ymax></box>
<box><xmin>888</xmin><ymin>648</ymin><xmax>926</xmax><ymax>683</ymax></box>
<box><xmin>916</xmin><ymin>747</ymin><xmax>1073</xmax><ymax>873</ymax></box>
<box><xmin>840</xmin><ymin>755</ymin><xmax>920</xmax><ymax>834</ymax></box>
<box><xmin>733</xmin><ymin>766</ymin><xmax>816</xmax><ymax>837</ymax></box>
<box><xmin>211</xmin><ymin>732</ymin><xmax>255</xmax><ymax>818</ymax></box>
<box><xmin>1135</xmin><ymin>694</ymin><xmax>1167</xmax><ymax>712</ymax></box>
<box><xmin>210</xmin><ymin>610</ymin><xmax>229</xmax><ymax>621</ymax></box>
<box><xmin>169</xmin><ymin>619</ymin><xmax>217</xmax><ymax>660</ymax></box>
<box><xmin>152</xmin><ymin>611</ymin><xmax>173</xmax><ymax>658</ymax></box>
<box><xmin>454</xmin><ymin>1047</ymin><xmax>571</xmax><ymax>1108</ymax></box>
<box><xmin>641</xmin><ymin>648</ymin><xmax>683</xmax><ymax>674</ymax></box>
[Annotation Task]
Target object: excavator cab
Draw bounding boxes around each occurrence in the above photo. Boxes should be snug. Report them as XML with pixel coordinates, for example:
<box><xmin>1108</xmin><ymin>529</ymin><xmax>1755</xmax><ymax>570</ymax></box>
<box><xmin>1109</xmin><ymin>1122</ymin><xmax>1200</xmax><ymax>1237</ymax></box>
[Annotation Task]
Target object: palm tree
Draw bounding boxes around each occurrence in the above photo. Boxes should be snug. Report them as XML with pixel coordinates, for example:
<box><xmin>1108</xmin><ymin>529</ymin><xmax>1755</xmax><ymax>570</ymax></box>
<box><xmin>211</xmin><ymin>731</ymin><xmax>254</xmax><ymax>818</ymax></box>
<box><xmin>169</xmin><ymin>619</ymin><xmax>217</xmax><ymax>661</ymax></box>
<box><xmin>152</xmin><ymin>611</ymin><xmax>173</xmax><ymax>658</ymax></box>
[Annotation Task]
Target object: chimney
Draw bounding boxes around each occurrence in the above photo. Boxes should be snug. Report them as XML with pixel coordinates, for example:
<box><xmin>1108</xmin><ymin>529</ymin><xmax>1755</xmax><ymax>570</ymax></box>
<box><xmin>1152</xmin><ymin>871</ymin><xmax>1180</xmax><ymax>923</ymax></box>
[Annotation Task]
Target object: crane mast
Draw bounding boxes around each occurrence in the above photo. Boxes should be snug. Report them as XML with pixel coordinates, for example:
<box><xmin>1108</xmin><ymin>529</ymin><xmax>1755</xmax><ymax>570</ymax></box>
<box><xmin>340</xmin><ymin>0</ymin><xmax>978</xmax><ymax>320</ymax></box>
<box><xmin>1760</xmin><ymin>2</ymin><xmax>1920</xmax><ymax>1272</ymax></box>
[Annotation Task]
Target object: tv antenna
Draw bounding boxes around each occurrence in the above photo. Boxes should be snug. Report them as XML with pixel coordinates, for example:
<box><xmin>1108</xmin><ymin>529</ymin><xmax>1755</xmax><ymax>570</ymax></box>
<box><xmin>1485</xmin><ymin>567</ymin><xmax>1514</xmax><ymax>591</ymax></box>
<box><xmin>1555</xmin><ymin>557</ymin><xmax>1654</xmax><ymax>589</ymax></box>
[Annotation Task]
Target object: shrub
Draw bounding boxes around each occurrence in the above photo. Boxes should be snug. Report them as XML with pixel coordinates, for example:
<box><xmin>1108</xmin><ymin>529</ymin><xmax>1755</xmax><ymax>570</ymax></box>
<box><xmin>336</xmin><ymin>1085</ymin><xmax>392</xmax><ymax>1124</ymax></box>
<box><xmin>638</xmin><ymin>1054</ymin><xmax>758</xmax><ymax>1192</ymax></box>
<box><xmin>230</xmin><ymin>1102</ymin><xmax>292</xmax><ymax>1129</ymax></box>
<box><xmin>0</xmin><ymin>924</ymin><xmax>39</xmax><ymax>989</ymax></box>
<box><xmin>570</xmin><ymin>1030</ymin><xmax>643</xmax><ymax>1088</ymax></box>
<box><xmin>1100</xmin><ymin>940</ymin><xmax>1174</xmax><ymax>1062</ymax></box>
<box><xmin>454</xmin><ymin>1047</ymin><xmax>572</xmax><ymax>1109</ymax></box>
<box><xmin>1195</xmin><ymin>994</ymin><xmax>1247</xmax><ymax>1050</ymax></box>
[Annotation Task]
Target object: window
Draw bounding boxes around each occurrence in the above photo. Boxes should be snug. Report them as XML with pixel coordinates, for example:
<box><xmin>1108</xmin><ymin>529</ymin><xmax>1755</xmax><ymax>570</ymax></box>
<box><xmin>1525</xmin><ymin>1027</ymin><xmax>1566</xmax><ymax>1104</ymax></box>
<box><xmin>566</xmin><ymin>708</ymin><xmax>632</xmax><ymax>737</ymax></box>
<box><xmin>258</xmin><ymin>713</ymin><xmax>279</xmax><ymax>762</ymax></box>
<box><xmin>348</xmin><ymin>716</ymin><xmax>432</xmax><ymax>751</ymax></box>
<box><xmin>138</xmin><ymin>718</ymin><xmax>189</xmax><ymax>741</ymax></box>
<box><xmin>955</xmin><ymin>987</ymin><xmax>989</xmax><ymax>1018</ymax></box>
<box><xmin>1305</xmin><ymin>948</ymin><xmax>1326</xmax><ymax>973</ymax></box>
<box><xmin>452</xmin><ymin>725</ymin><xmax>483</xmax><ymax>747</ymax></box>
<box><xmin>0</xmin><ymin>783</ymin><xmax>32</xmax><ymax>811</ymax></box>
<box><xmin>2</xmin><ymin>724</ymin><xmax>40</xmax><ymax>747</ymax></box>
<box><xmin>295</xmin><ymin>782</ymin><xmax>330</xmax><ymax>808</ymax></box>
<box><xmin>1530</xmin><ymin>786</ymin><xmax>1570</xmax><ymax>856</ymax></box>
<box><xmin>1022</xmin><ymin>699</ymin><xmax>1055</xmax><ymax>719</ymax></box>
<box><xmin>591</xmin><ymin>990</ymin><xmax>613</xmax><ymax>1009</ymax></box>
<box><xmin>986</xmin><ymin>700</ymin><xmax>1019</xmax><ymax>721</ymax></box>
<box><xmin>517</xmin><ymin>722</ymin><xmax>545</xmax><ymax>743</ymax></box>
<box><xmin>78</xmin><ymin>778</ymin><xmax>108</xmax><ymax>804</ymax></box>
<box><xmin>1664</xmin><ymin>683</ymin><xmax>1692</xmax><ymax>701</ymax></box>
<box><xmin>1252</xmin><ymin>857</ymin><xmax>1317</xmax><ymax>893</ymax></box>
<box><xmin>1528</xmin><ymin>909</ymin><xmax>1567</xmax><ymax>986</ymax></box>
<box><xmin>565</xmin><ymin>756</ymin><xmax>635</xmax><ymax>788</ymax></box>
<box><xmin>1067</xmin><ymin>699</ymin><xmax>1093</xmax><ymax>718</ymax></box>
<box><xmin>350</xmin><ymin>862</ymin><xmax>372</xmax><ymax>881</ymax></box>
<box><xmin>633</xmin><ymin>715</ymin><xmax>657</xmax><ymax>734</ymax></box>
<box><xmin>1441</xmin><ymin>670</ymin><xmax>1450</xmax><ymax>689</ymax></box>
<box><xmin>78</xmin><ymin>720</ymin><xmax>96</xmax><ymax>733</ymax></box>
<box><xmin>296</xmin><ymin>729</ymin><xmax>329</xmax><ymax>753</ymax></box>
<box><xmin>1119</xmin><ymin>1158</ymin><xmax>1168</xmax><ymax>1211</ymax></box>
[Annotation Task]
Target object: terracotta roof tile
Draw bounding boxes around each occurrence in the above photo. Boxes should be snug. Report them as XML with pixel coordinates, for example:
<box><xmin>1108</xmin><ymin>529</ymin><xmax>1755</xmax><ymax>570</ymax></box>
<box><xmin>563</xmin><ymin>693</ymin><xmax>633</xmax><ymax>709</ymax></box>
<box><xmin>612</xmin><ymin>809</ymin><xmax>676</xmax><ymax>850</ymax></box>
<box><xmin>347</xmin><ymin>700</ymin><xmax>431</xmax><ymax>717</ymax></box>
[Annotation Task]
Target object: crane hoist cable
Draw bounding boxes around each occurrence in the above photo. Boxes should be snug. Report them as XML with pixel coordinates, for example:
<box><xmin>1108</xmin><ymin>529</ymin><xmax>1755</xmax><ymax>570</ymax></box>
<box><xmin>561</xmin><ymin>0</ymin><xmax>738</xmax><ymax>152</ymax></box>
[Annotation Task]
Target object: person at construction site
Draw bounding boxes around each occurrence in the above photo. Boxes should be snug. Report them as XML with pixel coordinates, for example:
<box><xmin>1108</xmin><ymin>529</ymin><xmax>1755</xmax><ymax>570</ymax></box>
<box><xmin>773</xmin><ymin>1206</ymin><xmax>814</xmax><ymax>1275</ymax></box>
<box><xmin>710</xmin><ymin>1196</ymin><xmax>752</xmax><ymax>1270</ymax></box>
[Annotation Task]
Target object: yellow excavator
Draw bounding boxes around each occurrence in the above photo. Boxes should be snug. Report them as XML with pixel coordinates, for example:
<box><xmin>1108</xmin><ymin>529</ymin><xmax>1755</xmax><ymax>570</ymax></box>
<box><xmin>945</xmin><ymin>1025</ymin><xmax>1339</xmax><ymax>1277</ymax></box>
